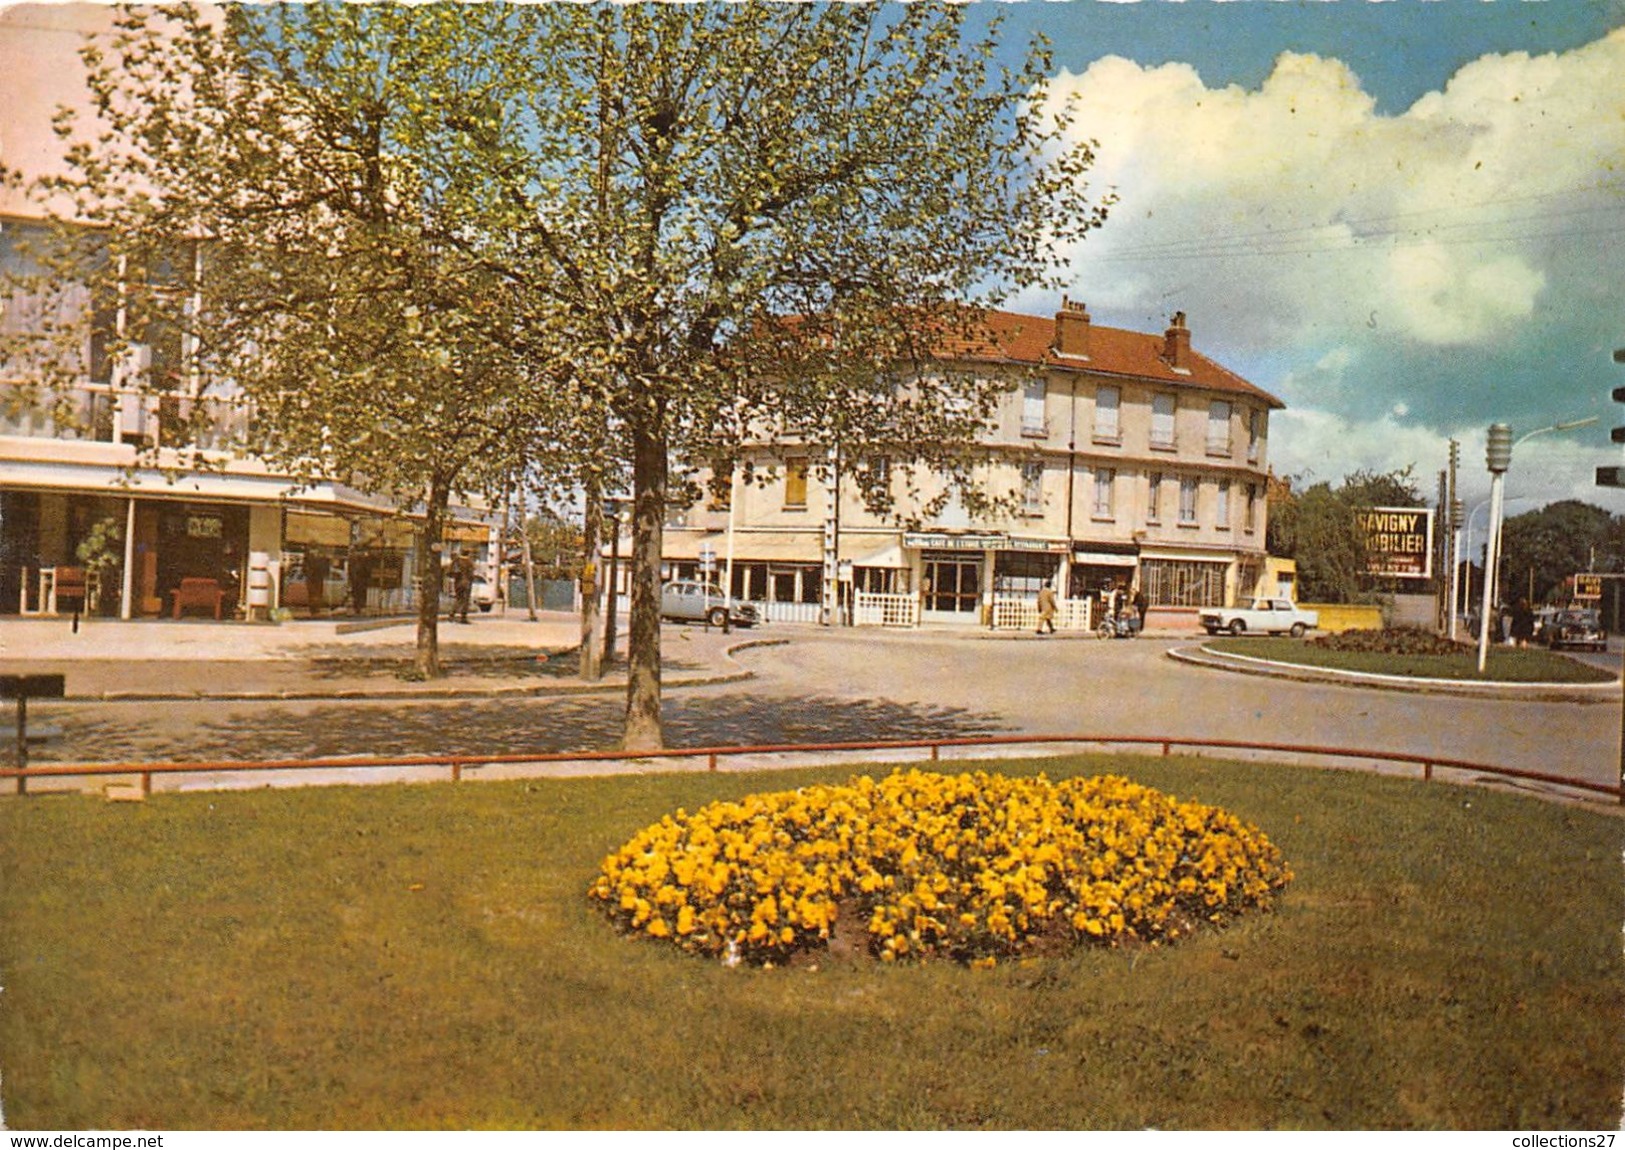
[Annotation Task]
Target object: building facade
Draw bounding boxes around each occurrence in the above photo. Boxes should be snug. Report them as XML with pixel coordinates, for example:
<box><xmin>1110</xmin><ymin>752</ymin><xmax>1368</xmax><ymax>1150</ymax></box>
<box><xmin>662</xmin><ymin>301</ymin><xmax>1284</xmax><ymax>630</ymax></box>
<box><xmin>0</xmin><ymin>6</ymin><xmax>494</xmax><ymax>622</ymax></box>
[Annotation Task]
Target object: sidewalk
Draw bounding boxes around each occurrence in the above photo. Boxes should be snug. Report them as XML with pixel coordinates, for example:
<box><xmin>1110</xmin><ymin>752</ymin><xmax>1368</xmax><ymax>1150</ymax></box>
<box><xmin>0</xmin><ymin>611</ymin><xmax>765</xmax><ymax>699</ymax></box>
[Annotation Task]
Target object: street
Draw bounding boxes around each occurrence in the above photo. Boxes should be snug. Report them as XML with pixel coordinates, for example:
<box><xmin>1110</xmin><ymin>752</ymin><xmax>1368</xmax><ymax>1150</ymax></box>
<box><xmin>19</xmin><ymin>629</ymin><xmax>1618</xmax><ymax>795</ymax></box>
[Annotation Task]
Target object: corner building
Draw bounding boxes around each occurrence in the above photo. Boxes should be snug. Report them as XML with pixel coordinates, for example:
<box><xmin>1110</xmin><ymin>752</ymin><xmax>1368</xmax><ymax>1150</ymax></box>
<box><xmin>664</xmin><ymin>300</ymin><xmax>1283</xmax><ymax>631</ymax></box>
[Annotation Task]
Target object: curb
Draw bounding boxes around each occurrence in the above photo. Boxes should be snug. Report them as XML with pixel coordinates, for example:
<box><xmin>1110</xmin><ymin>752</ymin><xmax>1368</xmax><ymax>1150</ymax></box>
<box><xmin>1168</xmin><ymin>644</ymin><xmax>1622</xmax><ymax>704</ymax></box>
<box><xmin>46</xmin><ymin>638</ymin><xmax>784</xmax><ymax>703</ymax></box>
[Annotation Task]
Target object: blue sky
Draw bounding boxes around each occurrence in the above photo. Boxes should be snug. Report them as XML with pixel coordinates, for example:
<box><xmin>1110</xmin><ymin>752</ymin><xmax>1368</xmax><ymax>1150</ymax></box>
<box><xmin>963</xmin><ymin>0</ymin><xmax>1625</xmax><ymax>519</ymax></box>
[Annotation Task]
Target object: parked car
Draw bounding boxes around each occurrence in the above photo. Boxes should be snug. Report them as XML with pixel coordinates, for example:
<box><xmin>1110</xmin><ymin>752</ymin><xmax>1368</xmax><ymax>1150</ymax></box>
<box><xmin>1198</xmin><ymin>597</ymin><xmax>1319</xmax><ymax>638</ymax></box>
<box><xmin>1543</xmin><ymin>607</ymin><xmax>1607</xmax><ymax>652</ymax></box>
<box><xmin>660</xmin><ymin>580</ymin><xmax>758</xmax><ymax>628</ymax></box>
<box><xmin>470</xmin><ymin>574</ymin><xmax>495</xmax><ymax>613</ymax></box>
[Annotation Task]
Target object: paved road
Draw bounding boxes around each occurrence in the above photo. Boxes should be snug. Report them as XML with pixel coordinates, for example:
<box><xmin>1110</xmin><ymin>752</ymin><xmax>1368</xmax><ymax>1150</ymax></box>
<box><xmin>17</xmin><ymin>629</ymin><xmax>1617</xmax><ymax>795</ymax></box>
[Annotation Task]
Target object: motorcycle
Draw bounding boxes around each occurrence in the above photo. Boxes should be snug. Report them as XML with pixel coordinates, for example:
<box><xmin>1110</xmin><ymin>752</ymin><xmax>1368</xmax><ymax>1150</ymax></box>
<box><xmin>1096</xmin><ymin>610</ymin><xmax>1140</xmax><ymax>640</ymax></box>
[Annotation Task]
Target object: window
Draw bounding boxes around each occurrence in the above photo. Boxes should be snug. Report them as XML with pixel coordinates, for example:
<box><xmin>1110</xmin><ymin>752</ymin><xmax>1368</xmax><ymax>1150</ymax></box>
<box><xmin>1216</xmin><ymin>479</ymin><xmax>1231</xmax><ymax>530</ymax></box>
<box><xmin>1140</xmin><ymin>558</ymin><xmax>1227</xmax><ymax>607</ymax></box>
<box><xmin>1021</xmin><ymin>377</ymin><xmax>1047</xmax><ymax>437</ymax></box>
<box><xmin>1247</xmin><ymin>408</ymin><xmax>1263</xmax><ymax>462</ymax></box>
<box><xmin>1178</xmin><ymin>476</ymin><xmax>1199</xmax><ymax>525</ymax></box>
<box><xmin>993</xmin><ymin>550</ymin><xmax>1060</xmax><ymax>595</ymax></box>
<box><xmin>1092</xmin><ymin>467</ymin><xmax>1115</xmax><ymax>520</ymax></box>
<box><xmin>1206</xmin><ymin>400</ymin><xmax>1232</xmax><ymax>456</ymax></box>
<box><xmin>1020</xmin><ymin>461</ymin><xmax>1044</xmax><ymax>515</ymax></box>
<box><xmin>1151</xmin><ymin>393</ymin><xmax>1177</xmax><ymax>449</ymax></box>
<box><xmin>784</xmin><ymin>457</ymin><xmax>808</xmax><ymax>509</ymax></box>
<box><xmin>1093</xmin><ymin>385</ymin><xmax>1120</xmax><ymax>443</ymax></box>
<box><xmin>1245</xmin><ymin>483</ymin><xmax>1258</xmax><ymax>534</ymax></box>
<box><xmin>1147</xmin><ymin>472</ymin><xmax>1164</xmax><ymax>524</ymax></box>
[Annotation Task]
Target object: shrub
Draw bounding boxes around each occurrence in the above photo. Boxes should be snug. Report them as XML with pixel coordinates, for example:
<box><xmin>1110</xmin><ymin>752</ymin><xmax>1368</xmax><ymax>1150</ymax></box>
<box><xmin>1310</xmin><ymin>626</ymin><xmax>1465</xmax><ymax>657</ymax></box>
<box><xmin>588</xmin><ymin>769</ymin><xmax>1292</xmax><ymax>967</ymax></box>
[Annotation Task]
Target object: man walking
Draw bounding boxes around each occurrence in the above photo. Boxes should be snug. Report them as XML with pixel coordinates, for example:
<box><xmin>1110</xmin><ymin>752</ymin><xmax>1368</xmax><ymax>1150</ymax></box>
<box><xmin>449</xmin><ymin>550</ymin><xmax>475</xmax><ymax>624</ymax></box>
<box><xmin>1036</xmin><ymin>582</ymin><xmax>1057</xmax><ymax>635</ymax></box>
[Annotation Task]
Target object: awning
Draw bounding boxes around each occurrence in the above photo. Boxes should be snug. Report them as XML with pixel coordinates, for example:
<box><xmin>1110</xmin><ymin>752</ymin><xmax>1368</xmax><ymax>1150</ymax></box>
<box><xmin>840</xmin><ymin>537</ymin><xmax>906</xmax><ymax>568</ymax></box>
<box><xmin>1071</xmin><ymin>550</ymin><xmax>1139</xmax><ymax>567</ymax></box>
<box><xmin>661</xmin><ymin>531</ymin><xmax>822</xmax><ymax>563</ymax></box>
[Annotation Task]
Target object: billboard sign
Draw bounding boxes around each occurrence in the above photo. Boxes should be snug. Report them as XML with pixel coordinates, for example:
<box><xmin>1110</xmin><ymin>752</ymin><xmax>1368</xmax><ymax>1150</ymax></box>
<box><xmin>1574</xmin><ymin>573</ymin><xmax>1604</xmax><ymax>601</ymax></box>
<box><xmin>1356</xmin><ymin>507</ymin><xmax>1433</xmax><ymax>579</ymax></box>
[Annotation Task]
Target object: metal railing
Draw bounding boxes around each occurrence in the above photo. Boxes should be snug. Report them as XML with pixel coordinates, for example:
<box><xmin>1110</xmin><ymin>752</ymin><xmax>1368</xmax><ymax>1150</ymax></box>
<box><xmin>2</xmin><ymin>733</ymin><xmax>1617</xmax><ymax>805</ymax></box>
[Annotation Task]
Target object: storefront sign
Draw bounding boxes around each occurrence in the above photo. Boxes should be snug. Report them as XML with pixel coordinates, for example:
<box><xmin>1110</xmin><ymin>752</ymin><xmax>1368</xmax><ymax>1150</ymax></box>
<box><xmin>1355</xmin><ymin>507</ymin><xmax>1432</xmax><ymax>579</ymax></box>
<box><xmin>1006</xmin><ymin>536</ymin><xmax>1070</xmax><ymax>553</ymax></box>
<box><xmin>186</xmin><ymin>514</ymin><xmax>224</xmax><ymax>539</ymax></box>
<box><xmin>903</xmin><ymin>532</ymin><xmax>1004</xmax><ymax>552</ymax></box>
<box><xmin>1574</xmin><ymin>573</ymin><xmax>1603</xmax><ymax>600</ymax></box>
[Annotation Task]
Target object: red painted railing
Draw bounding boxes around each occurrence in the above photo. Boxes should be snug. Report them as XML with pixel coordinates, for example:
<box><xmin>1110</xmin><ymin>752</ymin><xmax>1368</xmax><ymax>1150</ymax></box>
<box><xmin>1</xmin><ymin>734</ymin><xmax>1617</xmax><ymax>805</ymax></box>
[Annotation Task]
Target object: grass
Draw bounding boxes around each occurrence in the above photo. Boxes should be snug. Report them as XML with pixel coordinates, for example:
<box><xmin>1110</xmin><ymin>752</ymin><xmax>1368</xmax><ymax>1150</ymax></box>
<box><xmin>1207</xmin><ymin>637</ymin><xmax>1618</xmax><ymax>684</ymax></box>
<box><xmin>1</xmin><ymin>756</ymin><xmax>1621</xmax><ymax>1130</ymax></box>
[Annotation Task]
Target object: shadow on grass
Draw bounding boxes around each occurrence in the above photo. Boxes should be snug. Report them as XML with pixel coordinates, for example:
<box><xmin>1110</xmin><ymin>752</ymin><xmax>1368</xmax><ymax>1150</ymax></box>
<box><xmin>47</xmin><ymin>691</ymin><xmax>1009</xmax><ymax>763</ymax></box>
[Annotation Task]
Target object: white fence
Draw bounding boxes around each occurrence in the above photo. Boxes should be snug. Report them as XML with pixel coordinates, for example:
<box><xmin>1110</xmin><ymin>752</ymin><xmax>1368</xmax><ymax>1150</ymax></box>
<box><xmin>853</xmin><ymin>591</ymin><xmax>920</xmax><ymax>628</ymax></box>
<box><xmin>992</xmin><ymin>595</ymin><xmax>1094</xmax><ymax>633</ymax></box>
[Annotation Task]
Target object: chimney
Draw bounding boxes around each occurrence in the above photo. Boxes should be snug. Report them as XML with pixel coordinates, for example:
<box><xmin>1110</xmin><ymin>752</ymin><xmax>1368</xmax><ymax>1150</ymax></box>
<box><xmin>1053</xmin><ymin>295</ymin><xmax>1091</xmax><ymax>358</ymax></box>
<box><xmin>1163</xmin><ymin>311</ymin><xmax>1191</xmax><ymax>372</ymax></box>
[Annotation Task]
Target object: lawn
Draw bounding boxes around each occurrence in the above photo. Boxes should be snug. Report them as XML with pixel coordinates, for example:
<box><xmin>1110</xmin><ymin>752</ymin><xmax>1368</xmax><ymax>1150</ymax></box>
<box><xmin>1207</xmin><ymin>637</ymin><xmax>1618</xmax><ymax>684</ymax></box>
<box><xmin>1</xmin><ymin>756</ymin><xmax>1621</xmax><ymax>1130</ymax></box>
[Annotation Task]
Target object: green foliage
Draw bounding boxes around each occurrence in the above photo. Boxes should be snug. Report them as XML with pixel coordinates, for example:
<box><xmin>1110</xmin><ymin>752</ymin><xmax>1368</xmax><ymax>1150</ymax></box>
<box><xmin>1499</xmin><ymin>500</ymin><xmax>1621</xmax><ymax>605</ymax></box>
<box><xmin>1267</xmin><ymin>467</ymin><xmax>1425</xmax><ymax>603</ymax></box>
<box><xmin>1</xmin><ymin>760</ymin><xmax>1620</xmax><ymax>1128</ymax></box>
<box><xmin>1209</xmin><ymin>636</ymin><xmax>1615</xmax><ymax>684</ymax></box>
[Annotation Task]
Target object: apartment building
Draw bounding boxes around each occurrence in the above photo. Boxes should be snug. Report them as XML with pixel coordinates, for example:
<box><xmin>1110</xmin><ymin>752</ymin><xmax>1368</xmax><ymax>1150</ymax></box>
<box><xmin>664</xmin><ymin>300</ymin><xmax>1283</xmax><ymax>630</ymax></box>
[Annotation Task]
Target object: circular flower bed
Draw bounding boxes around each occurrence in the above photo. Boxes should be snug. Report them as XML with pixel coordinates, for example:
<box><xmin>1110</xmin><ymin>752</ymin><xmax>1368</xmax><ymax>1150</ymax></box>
<box><xmin>588</xmin><ymin>770</ymin><xmax>1292</xmax><ymax>967</ymax></box>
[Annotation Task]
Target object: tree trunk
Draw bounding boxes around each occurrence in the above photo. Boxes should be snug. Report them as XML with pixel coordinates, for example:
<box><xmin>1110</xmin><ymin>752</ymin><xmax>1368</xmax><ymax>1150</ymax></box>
<box><xmin>621</xmin><ymin>420</ymin><xmax>666</xmax><ymax>751</ymax></box>
<box><xmin>579</xmin><ymin>471</ymin><xmax>605</xmax><ymax>680</ymax></box>
<box><xmin>414</xmin><ymin>477</ymin><xmax>449</xmax><ymax>679</ymax></box>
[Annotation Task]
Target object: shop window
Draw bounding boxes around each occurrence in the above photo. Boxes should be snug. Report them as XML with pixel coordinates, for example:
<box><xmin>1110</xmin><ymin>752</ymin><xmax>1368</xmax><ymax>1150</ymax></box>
<box><xmin>1141</xmin><ymin>558</ymin><xmax>1227</xmax><ymax>607</ymax></box>
<box><xmin>993</xmin><ymin>550</ymin><xmax>1059</xmax><ymax>595</ymax></box>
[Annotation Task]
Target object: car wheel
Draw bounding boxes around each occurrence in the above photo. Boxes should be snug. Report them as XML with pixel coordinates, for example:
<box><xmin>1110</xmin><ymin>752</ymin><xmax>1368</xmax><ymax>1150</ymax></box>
<box><xmin>1097</xmin><ymin>622</ymin><xmax>1114</xmax><ymax>640</ymax></box>
<box><xmin>1289</xmin><ymin>622</ymin><xmax>1306</xmax><ymax>638</ymax></box>
<box><xmin>706</xmin><ymin>605</ymin><xmax>729</xmax><ymax>628</ymax></box>
<box><xmin>1228</xmin><ymin>619</ymin><xmax>1246</xmax><ymax>636</ymax></box>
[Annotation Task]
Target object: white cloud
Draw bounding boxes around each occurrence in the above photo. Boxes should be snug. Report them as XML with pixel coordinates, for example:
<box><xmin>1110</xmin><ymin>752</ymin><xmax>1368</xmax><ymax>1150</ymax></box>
<box><xmin>1045</xmin><ymin>32</ymin><xmax>1625</xmax><ymax>350</ymax></box>
<box><xmin>1031</xmin><ymin>30</ymin><xmax>1625</xmax><ymax>502</ymax></box>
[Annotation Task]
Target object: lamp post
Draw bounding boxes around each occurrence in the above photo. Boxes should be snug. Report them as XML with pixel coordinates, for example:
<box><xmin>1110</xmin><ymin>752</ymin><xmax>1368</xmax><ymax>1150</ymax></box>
<box><xmin>1487</xmin><ymin>417</ymin><xmax>1599</xmax><ymax>612</ymax></box>
<box><xmin>1477</xmin><ymin>424</ymin><xmax>1513</xmax><ymax>674</ymax></box>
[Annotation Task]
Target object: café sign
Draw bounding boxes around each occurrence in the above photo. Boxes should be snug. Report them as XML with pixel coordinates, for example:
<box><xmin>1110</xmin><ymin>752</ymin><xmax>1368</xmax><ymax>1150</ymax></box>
<box><xmin>1356</xmin><ymin>506</ymin><xmax>1433</xmax><ymax>579</ymax></box>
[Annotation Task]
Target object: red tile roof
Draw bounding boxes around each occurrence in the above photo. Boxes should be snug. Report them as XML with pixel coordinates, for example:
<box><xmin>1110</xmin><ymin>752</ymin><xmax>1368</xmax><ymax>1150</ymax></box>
<box><xmin>957</xmin><ymin>309</ymin><xmax>1283</xmax><ymax>409</ymax></box>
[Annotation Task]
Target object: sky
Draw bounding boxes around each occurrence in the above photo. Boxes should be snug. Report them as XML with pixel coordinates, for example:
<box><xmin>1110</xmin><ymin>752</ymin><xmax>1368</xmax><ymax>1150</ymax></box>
<box><xmin>963</xmin><ymin>0</ymin><xmax>1625</xmax><ymax>527</ymax></box>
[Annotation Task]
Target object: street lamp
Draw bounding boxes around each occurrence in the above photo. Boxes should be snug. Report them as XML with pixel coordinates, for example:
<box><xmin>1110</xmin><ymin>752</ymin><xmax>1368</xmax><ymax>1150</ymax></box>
<box><xmin>1488</xmin><ymin>417</ymin><xmax>1599</xmax><ymax>611</ymax></box>
<box><xmin>1477</xmin><ymin>424</ymin><xmax>1513</xmax><ymax>674</ymax></box>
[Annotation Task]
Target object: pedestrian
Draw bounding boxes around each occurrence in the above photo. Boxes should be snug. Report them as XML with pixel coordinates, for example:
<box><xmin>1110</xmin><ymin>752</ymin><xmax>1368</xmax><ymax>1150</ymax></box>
<box><xmin>1132</xmin><ymin>587</ymin><xmax>1148</xmax><ymax>632</ymax></box>
<box><xmin>1035</xmin><ymin>582</ymin><xmax>1057</xmax><ymax>634</ymax></box>
<box><xmin>1510</xmin><ymin>597</ymin><xmax>1535</xmax><ymax>648</ymax></box>
<box><xmin>449</xmin><ymin>550</ymin><xmax>475</xmax><ymax>624</ymax></box>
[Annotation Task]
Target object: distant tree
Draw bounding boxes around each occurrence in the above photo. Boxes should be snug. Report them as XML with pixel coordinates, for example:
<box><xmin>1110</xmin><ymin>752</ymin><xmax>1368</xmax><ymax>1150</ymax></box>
<box><xmin>1267</xmin><ymin>467</ymin><xmax>1426</xmax><ymax>603</ymax></box>
<box><xmin>1499</xmin><ymin>500</ymin><xmax>1616</xmax><ymax>605</ymax></box>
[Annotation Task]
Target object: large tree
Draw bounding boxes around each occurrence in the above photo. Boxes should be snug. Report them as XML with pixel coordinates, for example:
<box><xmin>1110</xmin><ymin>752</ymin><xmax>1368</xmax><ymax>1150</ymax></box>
<box><xmin>1499</xmin><ymin>500</ymin><xmax>1620</xmax><ymax>605</ymax></box>
<box><xmin>441</xmin><ymin>4</ymin><xmax>1109</xmax><ymax>748</ymax></box>
<box><xmin>10</xmin><ymin>3</ymin><xmax>1107</xmax><ymax>745</ymax></box>
<box><xmin>1268</xmin><ymin>467</ymin><xmax>1426</xmax><ymax>603</ymax></box>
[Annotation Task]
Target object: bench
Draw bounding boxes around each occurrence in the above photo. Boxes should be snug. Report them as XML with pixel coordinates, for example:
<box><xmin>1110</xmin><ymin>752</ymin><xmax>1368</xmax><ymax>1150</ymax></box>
<box><xmin>172</xmin><ymin>577</ymin><xmax>226</xmax><ymax>620</ymax></box>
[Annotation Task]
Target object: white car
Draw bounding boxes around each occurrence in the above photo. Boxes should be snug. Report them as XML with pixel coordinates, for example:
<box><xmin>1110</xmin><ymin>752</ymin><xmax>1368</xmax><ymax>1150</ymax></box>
<box><xmin>1199</xmin><ymin>597</ymin><xmax>1319</xmax><ymax>638</ymax></box>
<box><xmin>660</xmin><ymin>580</ymin><xmax>758</xmax><ymax>628</ymax></box>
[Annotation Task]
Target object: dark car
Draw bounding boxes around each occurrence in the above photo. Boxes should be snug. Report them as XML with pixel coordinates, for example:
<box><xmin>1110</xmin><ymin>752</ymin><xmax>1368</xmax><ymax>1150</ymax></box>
<box><xmin>1543</xmin><ymin>608</ymin><xmax>1607</xmax><ymax>652</ymax></box>
<box><xmin>659</xmin><ymin>580</ymin><xmax>758</xmax><ymax>628</ymax></box>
